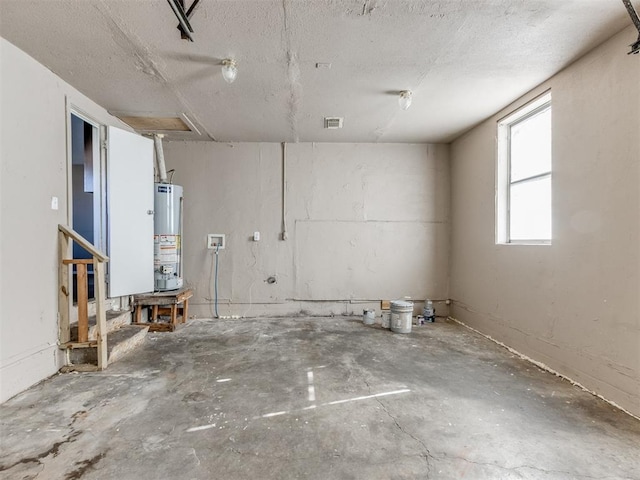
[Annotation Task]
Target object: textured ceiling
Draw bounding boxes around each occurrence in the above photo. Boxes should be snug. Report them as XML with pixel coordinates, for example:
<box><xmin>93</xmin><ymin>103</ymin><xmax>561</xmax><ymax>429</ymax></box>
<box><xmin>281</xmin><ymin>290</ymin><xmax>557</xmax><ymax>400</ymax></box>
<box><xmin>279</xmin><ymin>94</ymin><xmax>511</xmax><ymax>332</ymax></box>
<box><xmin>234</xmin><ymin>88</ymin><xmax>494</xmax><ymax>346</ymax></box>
<box><xmin>0</xmin><ymin>0</ymin><xmax>633</xmax><ymax>143</ymax></box>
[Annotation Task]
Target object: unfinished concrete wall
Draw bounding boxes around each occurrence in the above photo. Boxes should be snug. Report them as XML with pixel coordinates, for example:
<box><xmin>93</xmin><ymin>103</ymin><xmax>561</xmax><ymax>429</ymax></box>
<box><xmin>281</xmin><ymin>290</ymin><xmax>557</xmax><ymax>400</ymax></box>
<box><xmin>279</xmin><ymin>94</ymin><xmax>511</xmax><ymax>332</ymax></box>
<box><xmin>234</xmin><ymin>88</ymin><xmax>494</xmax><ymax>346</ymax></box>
<box><xmin>163</xmin><ymin>142</ymin><xmax>450</xmax><ymax>317</ymax></box>
<box><xmin>0</xmin><ymin>39</ymin><xmax>126</xmax><ymax>403</ymax></box>
<box><xmin>449</xmin><ymin>27</ymin><xmax>640</xmax><ymax>417</ymax></box>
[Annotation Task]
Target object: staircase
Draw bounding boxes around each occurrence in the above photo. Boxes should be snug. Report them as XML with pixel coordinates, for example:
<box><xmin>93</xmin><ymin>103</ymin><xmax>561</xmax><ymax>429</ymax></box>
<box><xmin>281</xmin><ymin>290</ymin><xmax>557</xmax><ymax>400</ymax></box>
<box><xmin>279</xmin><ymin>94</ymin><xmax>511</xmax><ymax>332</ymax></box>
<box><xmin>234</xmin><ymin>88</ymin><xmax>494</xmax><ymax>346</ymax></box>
<box><xmin>65</xmin><ymin>306</ymin><xmax>148</xmax><ymax>367</ymax></box>
<box><xmin>58</xmin><ymin>224</ymin><xmax>149</xmax><ymax>371</ymax></box>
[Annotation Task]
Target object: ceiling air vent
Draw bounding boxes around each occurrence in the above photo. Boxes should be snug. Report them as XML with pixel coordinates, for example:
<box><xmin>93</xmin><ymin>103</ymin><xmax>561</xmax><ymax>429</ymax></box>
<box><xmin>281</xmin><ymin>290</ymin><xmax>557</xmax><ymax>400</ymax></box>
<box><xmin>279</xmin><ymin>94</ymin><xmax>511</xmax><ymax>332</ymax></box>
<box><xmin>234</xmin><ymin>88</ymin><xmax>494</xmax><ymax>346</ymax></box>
<box><xmin>117</xmin><ymin>116</ymin><xmax>192</xmax><ymax>132</ymax></box>
<box><xmin>110</xmin><ymin>112</ymin><xmax>201</xmax><ymax>135</ymax></box>
<box><xmin>324</xmin><ymin>117</ymin><xmax>343</xmax><ymax>129</ymax></box>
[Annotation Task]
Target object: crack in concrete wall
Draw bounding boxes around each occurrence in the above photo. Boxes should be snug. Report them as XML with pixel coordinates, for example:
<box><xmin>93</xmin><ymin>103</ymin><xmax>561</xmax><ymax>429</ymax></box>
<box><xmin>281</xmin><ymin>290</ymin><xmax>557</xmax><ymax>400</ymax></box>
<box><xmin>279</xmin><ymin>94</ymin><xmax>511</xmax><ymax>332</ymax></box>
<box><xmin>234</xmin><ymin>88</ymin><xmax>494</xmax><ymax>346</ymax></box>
<box><xmin>281</xmin><ymin>0</ymin><xmax>301</xmax><ymax>142</ymax></box>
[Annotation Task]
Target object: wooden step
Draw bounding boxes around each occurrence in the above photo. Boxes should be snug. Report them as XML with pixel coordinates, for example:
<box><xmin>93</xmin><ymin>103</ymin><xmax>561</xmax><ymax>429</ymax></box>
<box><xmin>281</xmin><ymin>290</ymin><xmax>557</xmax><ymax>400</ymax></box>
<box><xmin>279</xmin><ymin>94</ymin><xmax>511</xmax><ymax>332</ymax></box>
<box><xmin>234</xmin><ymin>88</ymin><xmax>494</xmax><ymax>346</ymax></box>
<box><xmin>106</xmin><ymin>325</ymin><xmax>149</xmax><ymax>364</ymax></box>
<box><xmin>70</xmin><ymin>297</ymin><xmax>119</xmax><ymax>323</ymax></box>
<box><xmin>68</xmin><ymin>325</ymin><xmax>149</xmax><ymax>366</ymax></box>
<box><xmin>70</xmin><ymin>310</ymin><xmax>131</xmax><ymax>341</ymax></box>
<box><xmin>60</xmin><ymin>364</ymin><xmax>99</xmax><ymax>373</ymax></box>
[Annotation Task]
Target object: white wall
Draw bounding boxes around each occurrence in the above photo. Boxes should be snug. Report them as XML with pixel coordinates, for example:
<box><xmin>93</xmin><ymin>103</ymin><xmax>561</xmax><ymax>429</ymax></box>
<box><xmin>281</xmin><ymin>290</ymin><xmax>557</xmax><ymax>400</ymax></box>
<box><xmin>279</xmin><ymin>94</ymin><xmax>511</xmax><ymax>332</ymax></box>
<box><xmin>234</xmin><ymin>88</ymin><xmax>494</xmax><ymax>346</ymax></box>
<box><xmin>163</xmin><ymin>142</ymin><xmax>450</xmax><ymax>317</ymax></box>
<box><xmin>0</xmin><ymin>38</ymin><xmax>128</xmax><ymax>402</ymax></box>
<box><xmin>449</xmin><ymin>27</ymin><xmax>640</xmax><ymax>417</ymax></box>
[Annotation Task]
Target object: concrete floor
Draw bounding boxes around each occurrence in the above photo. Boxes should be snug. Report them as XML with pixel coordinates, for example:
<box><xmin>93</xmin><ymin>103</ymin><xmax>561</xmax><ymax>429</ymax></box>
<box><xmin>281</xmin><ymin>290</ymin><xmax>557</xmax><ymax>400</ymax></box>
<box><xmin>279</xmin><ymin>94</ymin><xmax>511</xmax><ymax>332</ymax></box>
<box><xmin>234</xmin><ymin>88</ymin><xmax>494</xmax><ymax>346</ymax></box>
<box><xmin>1</xmin><ymin>317</ymin><xmax>639</xmax><ymax>480</ymax></box>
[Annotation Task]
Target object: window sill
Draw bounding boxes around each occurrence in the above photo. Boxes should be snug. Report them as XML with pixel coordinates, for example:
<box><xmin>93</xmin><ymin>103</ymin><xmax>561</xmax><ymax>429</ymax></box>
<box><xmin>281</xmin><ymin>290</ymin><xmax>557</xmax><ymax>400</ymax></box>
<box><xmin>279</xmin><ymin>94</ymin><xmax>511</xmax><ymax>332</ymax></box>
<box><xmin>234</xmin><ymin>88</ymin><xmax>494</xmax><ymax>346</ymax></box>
<box><xmin>497</xmin><ymin>241</ymin><xmax>551</xmax><ymax>246</ymax></box>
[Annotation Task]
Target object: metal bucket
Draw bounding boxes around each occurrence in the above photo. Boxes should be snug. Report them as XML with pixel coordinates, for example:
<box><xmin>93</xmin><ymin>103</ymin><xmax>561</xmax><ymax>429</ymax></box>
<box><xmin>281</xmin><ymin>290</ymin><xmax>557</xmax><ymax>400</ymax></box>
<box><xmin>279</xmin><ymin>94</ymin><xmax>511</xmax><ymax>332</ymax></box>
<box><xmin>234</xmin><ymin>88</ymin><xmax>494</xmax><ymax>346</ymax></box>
<box><xmin>363</xmin><ymin>309</ymin><xmax>376</xmax><ymax>325</ymax></box>
<box><xmin>390</xmin><ymin>300</ymin><xmax>413</xmax><ymax>334</ymax></box>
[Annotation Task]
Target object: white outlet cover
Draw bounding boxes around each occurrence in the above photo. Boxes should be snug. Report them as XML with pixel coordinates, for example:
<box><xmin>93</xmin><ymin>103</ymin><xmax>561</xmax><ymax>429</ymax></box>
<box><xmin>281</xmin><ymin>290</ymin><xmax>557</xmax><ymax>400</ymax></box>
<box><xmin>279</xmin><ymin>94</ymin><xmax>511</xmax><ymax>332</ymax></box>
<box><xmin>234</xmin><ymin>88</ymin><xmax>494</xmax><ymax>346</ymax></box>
<box><xmin>51</xmin><ymin>196</ymin><xmax>59</xmax><ymax>210</ymax></box>
<box><xmin>207</xmin><ymin>234</ymin><xmax>226</xmax><ymax>249</ymax></box>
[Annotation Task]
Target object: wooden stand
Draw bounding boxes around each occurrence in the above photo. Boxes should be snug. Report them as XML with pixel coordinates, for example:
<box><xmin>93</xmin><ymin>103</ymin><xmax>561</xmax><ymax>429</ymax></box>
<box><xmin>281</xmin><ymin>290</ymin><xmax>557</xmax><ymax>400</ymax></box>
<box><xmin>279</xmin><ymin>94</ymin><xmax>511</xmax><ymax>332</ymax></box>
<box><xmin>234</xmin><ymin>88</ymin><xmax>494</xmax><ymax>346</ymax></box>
<box><xmin>133</xmin><ymin>288</ymin><xmax>193</xmax><ymax>332</ymax></box>
<box><xmin>58</xmin><ymin>224</ymin><xmax>109</xmax><ymax>370</ymax></box>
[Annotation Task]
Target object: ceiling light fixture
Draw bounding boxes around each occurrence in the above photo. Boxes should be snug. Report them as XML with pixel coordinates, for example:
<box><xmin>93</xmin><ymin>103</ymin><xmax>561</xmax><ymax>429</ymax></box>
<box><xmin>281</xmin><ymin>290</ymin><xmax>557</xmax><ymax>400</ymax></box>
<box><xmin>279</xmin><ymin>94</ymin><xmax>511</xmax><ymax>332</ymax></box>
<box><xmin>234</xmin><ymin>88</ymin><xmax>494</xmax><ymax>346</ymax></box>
<box><xmin>399</xmin><ymin>90</ymin><xmax>412</xmax><ymax>110</ymax></box>
<box><xmin>221</xmin><ymin>59</ymin><xmax>238</xmax><ymax>84</ymax></box>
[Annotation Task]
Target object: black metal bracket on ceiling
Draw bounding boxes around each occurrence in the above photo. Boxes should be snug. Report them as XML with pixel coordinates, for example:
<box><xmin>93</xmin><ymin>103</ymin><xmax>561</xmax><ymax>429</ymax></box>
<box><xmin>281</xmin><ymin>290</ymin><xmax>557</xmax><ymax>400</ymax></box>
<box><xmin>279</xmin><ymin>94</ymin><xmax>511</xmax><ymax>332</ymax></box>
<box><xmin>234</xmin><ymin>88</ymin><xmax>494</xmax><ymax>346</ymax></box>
<box><xmin>166</xmin><ymin>0</ymin><xmax>201</xmax><ymax>42</ymax></box>
<box><xmin>622</xmin><ymin>0</ymin><xmax>640</xmax><ymax>54</ymax></box>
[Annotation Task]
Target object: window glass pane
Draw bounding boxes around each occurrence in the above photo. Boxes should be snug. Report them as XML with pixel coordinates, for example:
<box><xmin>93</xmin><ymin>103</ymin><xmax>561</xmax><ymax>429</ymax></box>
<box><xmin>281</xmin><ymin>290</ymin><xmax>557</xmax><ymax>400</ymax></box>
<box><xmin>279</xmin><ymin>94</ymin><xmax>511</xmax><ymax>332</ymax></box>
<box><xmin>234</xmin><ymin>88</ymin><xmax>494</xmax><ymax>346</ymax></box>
<box><xmin>509</xmin><ymin>176</ymin><xmax>551</xmax><ymax>241</ymax></box>
<box><xmin>510</xmin><ymin>107</ymin><xmax>551</xmax><ymax>182</ymax></box>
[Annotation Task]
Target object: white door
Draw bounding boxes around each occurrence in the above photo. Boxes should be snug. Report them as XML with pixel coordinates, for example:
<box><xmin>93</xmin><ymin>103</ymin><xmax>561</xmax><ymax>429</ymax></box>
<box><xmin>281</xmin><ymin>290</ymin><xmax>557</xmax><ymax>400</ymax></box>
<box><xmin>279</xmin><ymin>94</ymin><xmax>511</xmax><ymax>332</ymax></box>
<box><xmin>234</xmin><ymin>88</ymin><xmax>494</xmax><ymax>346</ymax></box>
<box><xmin>107</xmin><ymin>126</ymin><xmax>154</xmax><ymax>297</ymax></box>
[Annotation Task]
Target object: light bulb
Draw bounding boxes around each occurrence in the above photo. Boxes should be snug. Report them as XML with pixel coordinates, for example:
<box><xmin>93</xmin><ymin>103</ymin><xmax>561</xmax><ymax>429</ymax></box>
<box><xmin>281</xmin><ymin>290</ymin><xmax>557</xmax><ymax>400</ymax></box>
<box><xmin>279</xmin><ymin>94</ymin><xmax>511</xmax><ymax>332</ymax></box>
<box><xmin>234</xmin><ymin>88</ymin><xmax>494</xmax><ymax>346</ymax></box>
<box><xmin>221</xmin><ymin>59</ymin><xmax>237</xmax><ymax>84</ymax></box>
<box><xmin>399</xmin><ymin>90</ymin><xmax>412</xmax><ymax>110</ymax></box>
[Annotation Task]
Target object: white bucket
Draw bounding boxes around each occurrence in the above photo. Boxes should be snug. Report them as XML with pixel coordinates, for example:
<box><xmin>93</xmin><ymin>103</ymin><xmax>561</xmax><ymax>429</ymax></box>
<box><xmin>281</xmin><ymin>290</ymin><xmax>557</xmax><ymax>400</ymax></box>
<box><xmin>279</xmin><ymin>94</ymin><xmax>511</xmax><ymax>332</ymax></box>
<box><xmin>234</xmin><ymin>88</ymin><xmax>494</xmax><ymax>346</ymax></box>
<box><xmin>381</xmin><ymin>311</ymin><xmax>391</xmax><ymax>329</ymax></box>
<box><xmin>390</xmin><ymin>300</ymin><xmax>413</xmax><ymax>334</ymax></box>
<box><xmin>363</xmin><ymin>309</ymin><xmax>376</xmax><ymax>325</ymax></box>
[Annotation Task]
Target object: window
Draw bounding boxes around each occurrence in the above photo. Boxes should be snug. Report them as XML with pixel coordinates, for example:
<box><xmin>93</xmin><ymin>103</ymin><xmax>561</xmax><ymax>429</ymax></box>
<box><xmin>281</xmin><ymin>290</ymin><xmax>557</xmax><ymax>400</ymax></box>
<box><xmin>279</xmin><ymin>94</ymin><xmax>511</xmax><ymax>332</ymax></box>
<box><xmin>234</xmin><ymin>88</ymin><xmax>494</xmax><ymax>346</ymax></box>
<box><xmin>497</xmin><ymin>92</ymin><xmax>552</xmax><ymax>244</ymax></box>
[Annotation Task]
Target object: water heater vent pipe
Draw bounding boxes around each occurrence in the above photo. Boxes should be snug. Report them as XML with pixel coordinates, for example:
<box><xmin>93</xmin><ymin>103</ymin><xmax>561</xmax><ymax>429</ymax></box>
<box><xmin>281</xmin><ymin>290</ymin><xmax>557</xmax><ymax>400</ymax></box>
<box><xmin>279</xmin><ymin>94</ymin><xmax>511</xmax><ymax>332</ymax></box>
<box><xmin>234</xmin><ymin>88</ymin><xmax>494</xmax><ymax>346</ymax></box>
<box><xmin>154</xmin><ymin>134</ymin><xmax>168</xmax><ymax>183</ymax></box>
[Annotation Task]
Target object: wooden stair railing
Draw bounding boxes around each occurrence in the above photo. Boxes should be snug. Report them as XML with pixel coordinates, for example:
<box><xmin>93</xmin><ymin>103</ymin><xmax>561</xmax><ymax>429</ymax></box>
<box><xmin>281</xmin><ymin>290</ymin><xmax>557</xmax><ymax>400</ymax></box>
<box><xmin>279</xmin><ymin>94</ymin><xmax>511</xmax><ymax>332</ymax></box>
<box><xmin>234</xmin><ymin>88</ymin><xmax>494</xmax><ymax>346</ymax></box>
<box><xmin>58</xmin><ymin>224</ymin><xmax>109</xmax><ymax>370</ymax></box>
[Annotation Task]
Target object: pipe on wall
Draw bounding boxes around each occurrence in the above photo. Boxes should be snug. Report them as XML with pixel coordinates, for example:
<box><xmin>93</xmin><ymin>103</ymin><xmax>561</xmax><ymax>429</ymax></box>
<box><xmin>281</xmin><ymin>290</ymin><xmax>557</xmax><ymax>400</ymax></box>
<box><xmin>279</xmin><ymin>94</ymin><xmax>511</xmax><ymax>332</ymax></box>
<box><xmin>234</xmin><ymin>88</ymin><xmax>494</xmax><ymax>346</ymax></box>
<box><xmin>281</xmin><ymin>142</ymin><xmax>288</xmax><ymax>240</ymax></box>
<box><xmin>154</xmin><ymin>134</ymin><xmax>168</xmax><ymax>183</ymax></box>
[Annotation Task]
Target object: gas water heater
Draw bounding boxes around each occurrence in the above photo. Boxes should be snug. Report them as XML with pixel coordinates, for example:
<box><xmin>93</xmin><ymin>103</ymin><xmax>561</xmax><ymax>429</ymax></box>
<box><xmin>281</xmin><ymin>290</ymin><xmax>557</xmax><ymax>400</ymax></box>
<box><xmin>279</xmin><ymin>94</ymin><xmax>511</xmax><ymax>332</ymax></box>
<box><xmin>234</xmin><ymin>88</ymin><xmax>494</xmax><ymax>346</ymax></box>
<box><xmin>154</xmin><ymin>183</ymin><xmax>183</xmax><ymax>291</ymax></box>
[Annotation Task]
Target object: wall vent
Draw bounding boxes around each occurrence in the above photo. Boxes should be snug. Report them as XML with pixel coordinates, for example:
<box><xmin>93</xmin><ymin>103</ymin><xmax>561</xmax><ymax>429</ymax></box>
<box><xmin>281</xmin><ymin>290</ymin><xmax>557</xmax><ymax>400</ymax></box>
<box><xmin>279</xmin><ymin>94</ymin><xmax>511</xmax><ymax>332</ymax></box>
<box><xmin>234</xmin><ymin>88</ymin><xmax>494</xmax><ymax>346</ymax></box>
<box><xmin>324</xmin><ymin>117</ymin><xmax>343</xmax><ymax>129</ymax></box>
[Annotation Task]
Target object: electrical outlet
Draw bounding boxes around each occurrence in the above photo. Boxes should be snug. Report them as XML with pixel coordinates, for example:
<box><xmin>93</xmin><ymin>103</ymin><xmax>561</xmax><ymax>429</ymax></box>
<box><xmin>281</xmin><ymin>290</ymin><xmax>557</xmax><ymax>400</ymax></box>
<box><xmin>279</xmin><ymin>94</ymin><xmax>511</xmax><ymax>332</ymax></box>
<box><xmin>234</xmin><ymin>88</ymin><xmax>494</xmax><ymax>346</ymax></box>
<box><xmin>207</xmin><ymin>234</ymin><xmax>226</xmax><ymax>249</ymax></box>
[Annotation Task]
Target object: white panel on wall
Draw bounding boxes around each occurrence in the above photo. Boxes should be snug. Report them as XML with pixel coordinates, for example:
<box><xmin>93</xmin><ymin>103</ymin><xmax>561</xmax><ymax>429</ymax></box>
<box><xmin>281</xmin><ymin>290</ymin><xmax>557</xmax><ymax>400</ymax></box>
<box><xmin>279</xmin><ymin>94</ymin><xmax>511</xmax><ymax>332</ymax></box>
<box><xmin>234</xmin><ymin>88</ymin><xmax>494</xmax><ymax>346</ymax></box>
<box><xmin>107</xmin><ymin>126</ymin><xmax>154</xmax><ymax>297</ymax></box>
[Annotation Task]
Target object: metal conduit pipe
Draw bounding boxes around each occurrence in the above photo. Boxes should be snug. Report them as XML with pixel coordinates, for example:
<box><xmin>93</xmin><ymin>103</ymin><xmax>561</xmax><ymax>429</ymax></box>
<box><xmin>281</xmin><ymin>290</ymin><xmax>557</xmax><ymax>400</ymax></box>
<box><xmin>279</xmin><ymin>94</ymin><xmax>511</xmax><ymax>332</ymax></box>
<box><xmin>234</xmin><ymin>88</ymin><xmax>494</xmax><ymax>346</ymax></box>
<box><xmin>154</xmin><ymin>134</ymin><xmax>168</xmax><ymax>183</ymax></box>
<box><xmin>281</xmin><ymin>142</ymin><xmax>288</xmax><ymax>240</ymax></box>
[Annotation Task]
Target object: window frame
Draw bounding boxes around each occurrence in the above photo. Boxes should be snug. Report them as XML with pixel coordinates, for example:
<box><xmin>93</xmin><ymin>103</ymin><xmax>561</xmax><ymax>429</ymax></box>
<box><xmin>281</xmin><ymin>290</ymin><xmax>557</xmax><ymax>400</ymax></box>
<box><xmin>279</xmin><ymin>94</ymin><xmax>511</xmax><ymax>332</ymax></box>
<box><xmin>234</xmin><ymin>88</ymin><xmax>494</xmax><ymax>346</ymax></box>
<box><xmin>496</xmin><ymin>91</ymin><xmax>552</xmax><ymax>245</ymax></box>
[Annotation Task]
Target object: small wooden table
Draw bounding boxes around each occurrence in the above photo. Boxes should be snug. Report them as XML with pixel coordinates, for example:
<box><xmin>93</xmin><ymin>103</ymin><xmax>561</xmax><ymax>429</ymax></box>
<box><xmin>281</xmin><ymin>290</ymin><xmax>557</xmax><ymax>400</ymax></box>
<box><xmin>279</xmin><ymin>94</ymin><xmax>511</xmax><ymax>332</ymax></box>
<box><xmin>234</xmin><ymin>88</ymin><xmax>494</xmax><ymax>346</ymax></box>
<box><xmin>133</xmin><ymin>288</ymin><xmax>193</xmax><ymax>332</ymax></box>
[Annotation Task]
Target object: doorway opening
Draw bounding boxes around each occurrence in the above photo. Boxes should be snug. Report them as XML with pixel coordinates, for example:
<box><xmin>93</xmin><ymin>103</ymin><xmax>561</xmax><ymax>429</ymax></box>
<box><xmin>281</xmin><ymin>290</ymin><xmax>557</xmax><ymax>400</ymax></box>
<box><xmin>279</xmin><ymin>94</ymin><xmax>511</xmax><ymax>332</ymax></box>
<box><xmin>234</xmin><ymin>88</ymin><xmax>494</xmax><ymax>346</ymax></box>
<box><xmin>70</xmin><ymin>112</ymin><xmax>102</xmax><ymax>301</ymax></box>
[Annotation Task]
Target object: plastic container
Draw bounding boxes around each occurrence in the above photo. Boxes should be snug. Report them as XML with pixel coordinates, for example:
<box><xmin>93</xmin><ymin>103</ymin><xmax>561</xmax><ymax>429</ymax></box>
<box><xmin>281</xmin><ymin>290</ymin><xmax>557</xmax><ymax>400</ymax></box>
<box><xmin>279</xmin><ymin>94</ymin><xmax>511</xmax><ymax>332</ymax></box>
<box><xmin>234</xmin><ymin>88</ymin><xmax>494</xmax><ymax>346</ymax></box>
<box><xmin>423</xmin><ymin>300</ymin><xmax>435</xmax><ymax>323</ymax></box>
<box><xmin>363</xmin><ymin>309</ymin><xmax>376</xmax><ymax>325</ymax></box>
